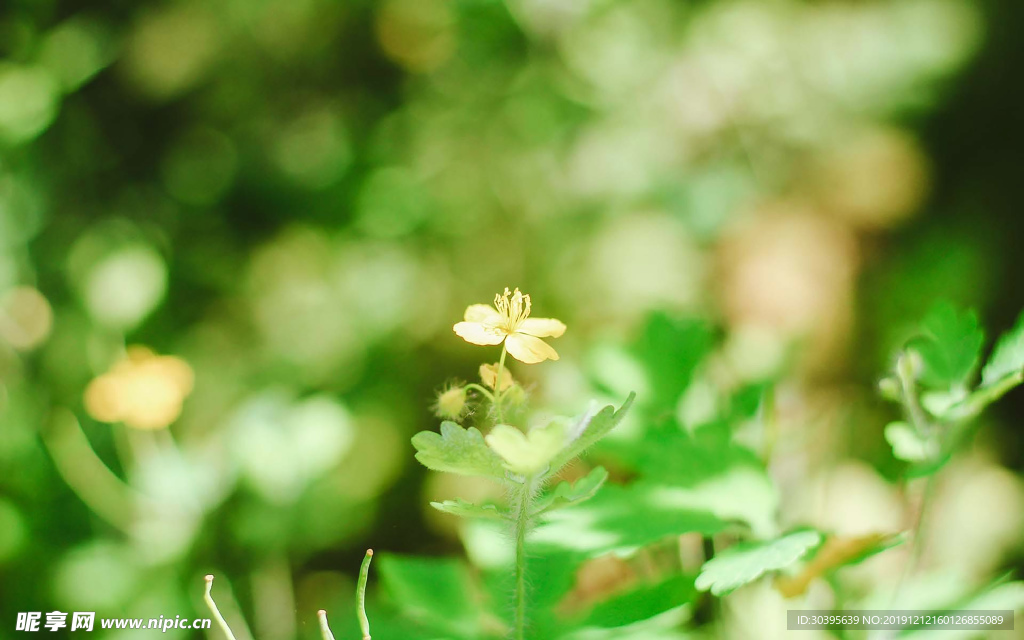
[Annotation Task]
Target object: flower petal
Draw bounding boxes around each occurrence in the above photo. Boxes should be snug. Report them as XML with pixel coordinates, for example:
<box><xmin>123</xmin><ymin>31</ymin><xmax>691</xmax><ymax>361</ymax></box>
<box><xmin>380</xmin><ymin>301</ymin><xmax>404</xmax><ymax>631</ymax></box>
<box><xmin>505</xmin><ymin>332</ymin><xmax>559</xmax><ymax>364</ymax></box>
<box><xmin>464</xmin><ymin>304</ymin><xmax>503</xmax><ymax>324</ymax></box>
<box><xmin>519</xmin><ymin>317</ymin><xmax>566</xmax><ymax>338</ymax></box>
<box><xmin>454</xmin><ymin>321</ymin><xmax>506</xmax><ymax>346</ymax></box>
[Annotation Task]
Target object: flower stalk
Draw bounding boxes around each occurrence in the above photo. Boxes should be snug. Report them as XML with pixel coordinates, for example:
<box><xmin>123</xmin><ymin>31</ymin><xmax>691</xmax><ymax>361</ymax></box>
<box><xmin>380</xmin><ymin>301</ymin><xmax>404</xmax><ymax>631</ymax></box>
<box><xmin>495</xmin><ymin>344</ymin><xmax>509</xmax><ymax>423</ymax></box>
<box><xmin>316</xmin><ymin>610</ymin><xmax>336</xmax><ymax>640</ymax></box>
<box><xmin>357</xmin><ymin>549</ymin><xmax>373</xmax><ymax>640</ymax></box>
<box><xmin>204</xmin><ymin>575</ymin><xmax>239</xmax><ymax>640</ymax></box>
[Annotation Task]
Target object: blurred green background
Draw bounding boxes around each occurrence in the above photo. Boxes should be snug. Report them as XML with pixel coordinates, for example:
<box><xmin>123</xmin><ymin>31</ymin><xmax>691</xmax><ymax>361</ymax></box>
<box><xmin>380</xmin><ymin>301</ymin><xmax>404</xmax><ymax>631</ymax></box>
<box><xmin>1</xmin><ymin>0</ymin><xmax>1023</xmax><ymax>637</ymax></box>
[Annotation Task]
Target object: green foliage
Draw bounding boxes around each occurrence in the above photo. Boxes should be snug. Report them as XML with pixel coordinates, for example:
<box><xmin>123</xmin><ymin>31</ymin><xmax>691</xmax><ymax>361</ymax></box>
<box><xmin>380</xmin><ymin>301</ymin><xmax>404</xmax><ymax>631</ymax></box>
<box><xmin>376</xmin><ymin>554</ymin><xmax>494</xmax><ymax>639</ymax></box>
<box><xmin>695</xmin><ymin>530</ymin><xmax>823</xmax><ymax>596</ymax></box>
<box><xmin>633</xmin><ymin>314</ymin><xmax>715</xmax><ymax>410</ymax></box>
<box><xmin>531</xmin><ymin>484</ymin><xmax>728</xmax><ymax>558</ymax></box>
<box><xmin>431</xmin><ymin>498</ymin><xmax>507</xmax><ymax>520</ymax></box>
<box><xmin>411</xmin><ymin>422</ymin><xmax>508</xmax><ymax>479</ymax></box>
<box><xmin>576</xmin><ymin>575</ymin><xmax>696</xmax><ymax>630</ymax></box>
<box><xmin>981</xmin><ymin>309</ymin><xmax>1024</xmax><ymax>388</ymax></box>
<box><xmin>4</xmin><ymin>0</ymin><xmax>1021</xmax><ymax>634</ymax></box>
<box><xmin>532</xmin><ymin>467</ymin><xmax>608</xmax><ymax>516</ymax></box>
<box><xmin>549</xmin><ymin>393</ymin><xmax>636</xmax><ymax>472</ymax></box>
<box><xmin>884</xmin><ymin>421</ymin><xmax>933</xmax><ymax>463</ymax></box>
<box><xmin>907</xmin><ymin>302</ymin><xmax>984</xmax><ymax>388</ymax></box>
<box><xmin>883</xmin><ymin>303</ymin><xmax>1024</xmax><ymax>473</ymax></box>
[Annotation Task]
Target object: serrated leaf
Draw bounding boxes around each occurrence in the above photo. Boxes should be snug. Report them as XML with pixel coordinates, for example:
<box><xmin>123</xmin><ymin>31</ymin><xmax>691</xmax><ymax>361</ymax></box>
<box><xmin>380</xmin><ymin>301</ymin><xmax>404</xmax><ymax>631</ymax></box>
<box><xmin>981</xmin><ymin>309</ymin><xmax>1024</xmax><ymax>388</ymax></box>
<box><xmin>906</xmin><ymin>302</ymin><xmax>983</xmax><ymax>389</ymax></box>
<box><xmin>411</xmin><ymin>422</ymin><xmax>507</xmax><ymax>479</ymax></box>
<box><xmin>695</xmin><ymin>530</ymin><xmax>822</xmax><ymax>596</ymax></box>
<box><xmin>533</xmin><ymin>466</ymin><xmax>608</xmax><ymax>516</ymax></box>
<box><xmin>775</xmin><ymin>532</ymin><xmax>906</xmax><ymax>597</ymax></box>
<box><xmin>885</xmin><ymin>421</ymin><xmax>934</xmax><ymax>463</ymax></box>
<box><xmin>549</xmin><ymin>393</ymin><xmax>635</xmax><ymax>473</ymax></box>
<box><xmin>430</xmin><ymin>498</ymin><xmax>507</xmax><ymax>520</ymax></box>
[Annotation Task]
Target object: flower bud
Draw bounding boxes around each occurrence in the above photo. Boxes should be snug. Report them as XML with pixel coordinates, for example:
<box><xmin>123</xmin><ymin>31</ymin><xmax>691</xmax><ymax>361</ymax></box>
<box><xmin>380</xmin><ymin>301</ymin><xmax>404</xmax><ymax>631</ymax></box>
<box><xmin>479</xmin><ymin>362</ymin><xmax>515</xmax><ymax>391</ymax></box>
<box><xmin>878</xmin><ymin>376</ymin><xmax>901</xmax><ymax>400</ymax></box>
<box><xmin>434</xmin><ymin>385</ymin><xmax>468</xmax><ymax>420</ymax></box>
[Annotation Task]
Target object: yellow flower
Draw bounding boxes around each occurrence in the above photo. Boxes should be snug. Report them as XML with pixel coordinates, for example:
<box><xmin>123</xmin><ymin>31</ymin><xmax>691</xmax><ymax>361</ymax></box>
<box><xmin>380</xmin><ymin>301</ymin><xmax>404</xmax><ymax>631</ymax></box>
<box><xmin>453</xmin><ymin>288</ymin><xmax>566</xmax><ymax>364</ymax></box>
<box><xmin>479</xmin><ymin>362</ymin><xmax>515</xmax><ymax>391</ymax></box>
<box><xmin>84</xmin><ymin>346</ymin><xmax>194</xmax><ymax>430</ymax></box>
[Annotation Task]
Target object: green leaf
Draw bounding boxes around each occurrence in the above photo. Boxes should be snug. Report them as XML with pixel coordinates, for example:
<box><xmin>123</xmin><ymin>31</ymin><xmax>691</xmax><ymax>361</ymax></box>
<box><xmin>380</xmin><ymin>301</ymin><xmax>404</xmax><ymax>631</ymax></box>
<box><xmin>530</xmin><ymin>482</ymin><xmax>727</xmax><ymax>558</ymax></box>
<box><xmin>430</xmin><ymin>498</ymin><xmax>507</xmax><ymax>520</ymax></box>
<box><xmin>633</xmin><ymin>312</ymin><xmax>715</xmax><ymax>409</ymax></box>
<box><xmin>376</xmin><ymin>554</ymin><xmax>490</xmax><ymax>639</ymax></box>
<box><xmin>549</xmin><ymin>393</ymin><xmax>635</xmax><ymax>473</ymax></box>
<box><xmin>533</xmin><ymin>466</ymin><xmax>608</xmax><ymax>516</ymax></box>
<box><xmin>981</xmin><ymin>309</ymin><xmax>1024</xmax><ymax>388</ymax></box>
<box><xmin>411</xmin><ymin>422</ymin><xmax>507</xmax><ymax>479</ymax></box>
<box><xmin>884</xmin><ymin>421</ymin><xmax>933</xmax><ymax>463</ymax></box>
<box><xmin>576</xmin><ymin>574</ymin><xmax>697</xmax><ymax>629</ymax></box>
<box><xmin>631</xmin><ymin>426</ymin><xmax>778</xmax><ymax>538</ymax></box>
<box><xmin>906</xmin><ymin>302</ymin><xmax>983</xmax><ymax>389</ymax></box>
<box><xmin>695</xmin><ymin>530</ymin><xmax>822</xmax><ymax>596</ymax></box>
<box><xmin>775</xmin><ymin>532</ymin><xmax>906</xmax><ymax>597</ymax></box>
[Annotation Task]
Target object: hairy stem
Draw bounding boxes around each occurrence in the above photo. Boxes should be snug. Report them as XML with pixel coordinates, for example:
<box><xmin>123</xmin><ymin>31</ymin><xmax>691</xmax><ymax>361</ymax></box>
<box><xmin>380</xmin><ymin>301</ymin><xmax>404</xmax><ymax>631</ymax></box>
<box><xmin>513</xmin><ymin>477</ymin><xmax>534</xmax><ymax>640</ymax></box>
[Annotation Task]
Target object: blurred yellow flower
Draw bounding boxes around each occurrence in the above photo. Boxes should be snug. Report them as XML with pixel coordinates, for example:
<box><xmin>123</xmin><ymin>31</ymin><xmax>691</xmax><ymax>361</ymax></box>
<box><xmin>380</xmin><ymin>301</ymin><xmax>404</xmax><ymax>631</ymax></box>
<box><xmin>479</xmin><ymin>362</ymin><xmax>515</xmax><ymax>391</ymax></box>
<box><xmin>453</xmin><ymin>288</ymin><xmax>565</xmax><ymax>364</ymax></box>
<box><xmin>486</xmin><ymin>421</ymin><xmax>565</xmax><ymax>476</ymax></box>
<box><xmin>84</xmin><ymin>346</ymin><xmax>194</xmax><ymax>430</ymax></box>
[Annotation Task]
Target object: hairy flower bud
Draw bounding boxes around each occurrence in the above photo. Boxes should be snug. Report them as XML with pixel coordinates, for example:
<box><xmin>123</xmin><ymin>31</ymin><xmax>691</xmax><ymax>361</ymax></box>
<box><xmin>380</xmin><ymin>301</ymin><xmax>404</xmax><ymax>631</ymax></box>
<box><xmin>434</xmin><ymin>384</ymin><xmax>468</xmax><ymax>420</ymax></box>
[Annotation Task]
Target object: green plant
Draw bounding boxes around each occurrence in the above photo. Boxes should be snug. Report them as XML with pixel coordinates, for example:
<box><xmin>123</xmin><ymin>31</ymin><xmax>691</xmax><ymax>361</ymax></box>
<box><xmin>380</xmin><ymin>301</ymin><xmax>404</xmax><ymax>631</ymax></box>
<box><xmin>880</xmin><ymin>303</ymin><xmax>1024</xmax><ymax>592</ymax></box>
<box><xmin>412</xmin><ymin>287</ymin><xmax>634</xmax><ymax>639</ymax></box>
<box><xmin>196</xmin><ymin>301</ymin><xmax>1024</xmax><ymax>640</ymax></box>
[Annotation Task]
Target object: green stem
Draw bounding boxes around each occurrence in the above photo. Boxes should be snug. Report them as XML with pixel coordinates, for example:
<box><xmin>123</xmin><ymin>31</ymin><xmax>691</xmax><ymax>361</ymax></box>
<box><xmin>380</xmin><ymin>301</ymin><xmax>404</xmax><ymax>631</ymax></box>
<box><xmin>357</xmin><ymin>549</ymin><xmax>373</xmax><ymax>640</ymax></box>
<box><xmin>896</xmin><ymin>353</ymin><xmax>932</xmax><ymax>439</ymax></box>
<box><xmin>204</xmin><ymin>575</ymin><xmax>239</xmax><ymax>640</ymax></box>
<box><xmin>464</xmin><ymin>383</ymin><xmax>495</xmax><ymax>402</ymax></box>
<box><xmin>888</xmin><ymin>352</ymin><xmax>942</xmax><ymax>608</ymax></box>
<box><xmin>316</xmin><ymin>610</ymin><xmax>336</xmax><ymax>640</ymax></box>
<box><xmin>41</xmin><ymin>409</ymin><xmax>139</xmax><ymax>533</ymax></box>
<box><xmin>891</xmin><ymin>470</ymin><xmax>939</xmax><ymax>607</ymax></box>
<box><xmin>948</xmin><ymin>370</ymin><xmax>1024</xmax><ymax>422</ymax></box>
<box><xmin>495</xmin><ymin>344</ymin><xmax>509</xmax><ymax>424</ymax></box>
<box><xmin>513</xmin><ymin>476</ymin><xmax>534</xmax><ymax>640</ymax></box>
